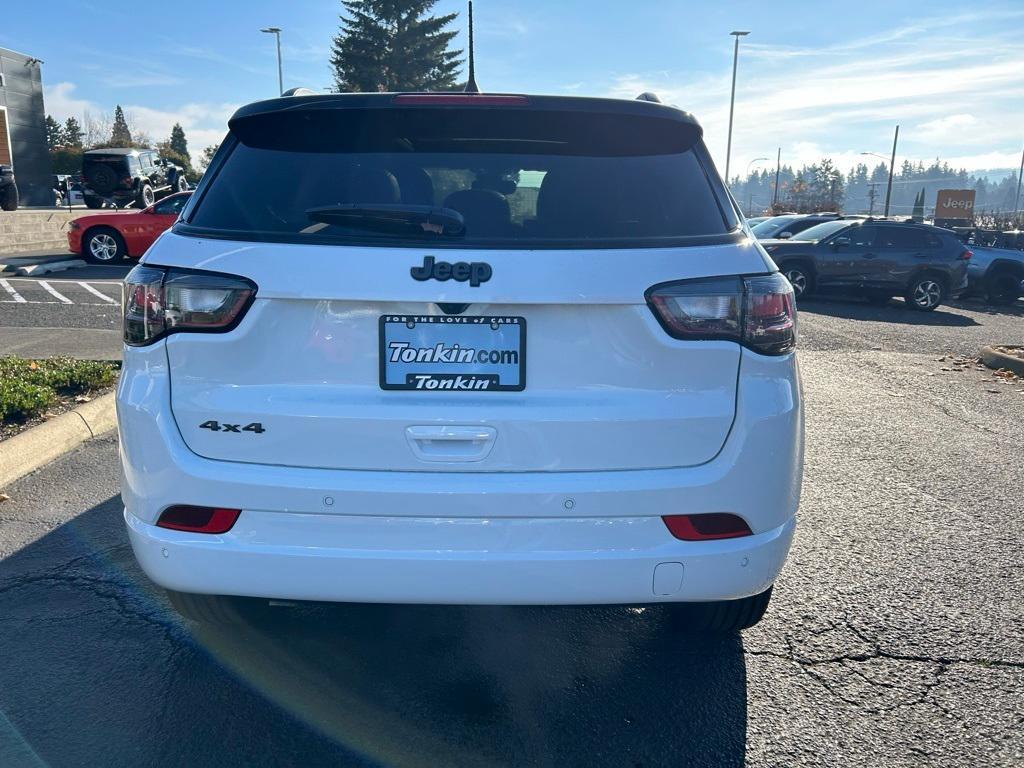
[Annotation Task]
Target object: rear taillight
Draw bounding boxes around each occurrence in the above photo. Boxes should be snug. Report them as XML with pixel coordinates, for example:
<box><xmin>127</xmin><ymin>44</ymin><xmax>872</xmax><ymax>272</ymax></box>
<box><xmin>156</xmin><ymin>505</ymin><xmax>241</xmax><ymax>534</ymax></box>
<box><xmin>662</xmin><ymin>514</ymin><xmax>753</xmax><ymax>541</ymax></box>
<box><xmin>647</xmin><ymin>272</ymin><xmax>797</xmax><ymax>355</ymax></box>
<box><xmin>123</xmin><ymin>265</ymin><xmax>256</xmax><ymax>346</ymax></box>
<box><xmin>958</xmin><ymin>250</ymin><xmax>973</xmax><ymax>260</ymax></box>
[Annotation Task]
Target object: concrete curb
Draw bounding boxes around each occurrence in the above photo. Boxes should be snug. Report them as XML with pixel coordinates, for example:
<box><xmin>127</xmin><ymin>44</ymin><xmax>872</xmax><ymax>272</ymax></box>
<box><xmin>980</xmin><ymin>345</ymin><xmax>1024</xmax><ymax>378</ymax></box>
<box><xmin>12</xmin><ymin>259</ymin><xmax>87</xmax><ymax>276</ymax></box>
<box><xmin>0</xmin><ymin>392</ymin><xmax>116</xmax><ymax>491</ymax></box>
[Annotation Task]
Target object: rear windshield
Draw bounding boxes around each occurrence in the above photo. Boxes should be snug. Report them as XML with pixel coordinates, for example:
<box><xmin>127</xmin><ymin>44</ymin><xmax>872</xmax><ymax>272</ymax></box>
<box><xmin>185</xmin><ymin>107</ymin><xmax>737</xmax><ymax>249</ymax></box>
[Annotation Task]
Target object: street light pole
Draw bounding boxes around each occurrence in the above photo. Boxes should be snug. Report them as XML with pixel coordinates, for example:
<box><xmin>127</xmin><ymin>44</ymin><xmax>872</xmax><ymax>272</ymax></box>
<box><xmin>772</xmin><ymin>146</ymin><xmax>782</xmax><ymax>208</ymax></box>
<box><xmin>884</xmin><ymin>125</ymin><xmax>899</xmax><ymax>218</ymax></box>
<box><xmin>745</xmin><ymin>156</ymin><xmax>769</xmax><ymax>215</ymax></box>
<box><xmin>261</xmin><ymin>27</ymin><xmax>283</xmax><ymax>96</ymax></box>
<box><xmin>1014</xmin><ymin>143</ymin><xmax>1024</xmax><ymax>227</ymax></box>
<box><xmin>724</xmin><ymin>31</ymin><xmax>750</xmax><ymax>187</ymax></box>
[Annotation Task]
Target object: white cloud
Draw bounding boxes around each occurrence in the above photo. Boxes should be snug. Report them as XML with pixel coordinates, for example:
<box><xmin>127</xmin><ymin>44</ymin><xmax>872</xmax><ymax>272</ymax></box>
<box><xmin>601</xmin><ymin>18</ymin><xmax>1024</xmax><ymax>176</ymax></box>
<box><xmin>43</xmin><ymin>82</ymin><xmax>236</xmax><ymax>156</ymax></box>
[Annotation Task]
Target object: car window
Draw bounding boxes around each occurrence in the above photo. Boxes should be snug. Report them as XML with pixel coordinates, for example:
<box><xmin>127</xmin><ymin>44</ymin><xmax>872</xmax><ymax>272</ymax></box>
<box><xmin>924</xmin><ymin>231</ymin><xmax>942</xmax><ymax>248</ymax></box>
<box><xmin>751</xmin><ymin>216</ymin><xmax>799</xmax><ymax>237</ymax></box>
<box><xmin>849</xmin><ymin>225</ymin><xmax>877</xmax><ymax>248</ymax></box>
<box><xmin>152</xmin><ymin>194</ymin><xmax>190</xmax><ymax>216</ymax></box>
<box><xmin>788</xmin><ymin>220</ymin><xmax>851</xmax><ymax>241</ymax></box>
<box><xmin>787</xmin><ymin>219</ymin><xmax>824</xmax><ymax>235</ymax></box>
<box><xmin>877</xmin><ymin>227</ymin><xmax>927</xmax><ymax>249</ymax></box>
<box><xmin>187</xmin><ymin>108</ymin><xmax>736</xmax><ymax>249</ymax></box>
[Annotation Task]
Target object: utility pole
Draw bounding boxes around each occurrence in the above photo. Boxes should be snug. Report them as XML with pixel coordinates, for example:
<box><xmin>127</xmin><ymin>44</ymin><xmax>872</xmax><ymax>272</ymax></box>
<box><xmin>883</xmin><ymin>124</ymin><xmax>899</xmax><ymax>218</ymax></box>
<box><xmin>772</xmin><ymin>146</ymin><xmax>781</xmax><ymax>209</ymax></box>
<box><xmin>1014</xmin><ymin>143</ymin><xmax>1024</xmax><ymax>228</ymax></box>
<box><xmin>724</xmin><ymin>31</ymin><xmax>750</xmax><ymax>186</ymax></box>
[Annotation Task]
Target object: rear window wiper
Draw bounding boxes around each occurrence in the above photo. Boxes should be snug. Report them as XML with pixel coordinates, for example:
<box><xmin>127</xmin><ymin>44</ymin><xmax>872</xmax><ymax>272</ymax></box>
<box><xmin>304</xmin><ymin>204</ymin><xmax>466</xmax><ymax>237</ymax></box>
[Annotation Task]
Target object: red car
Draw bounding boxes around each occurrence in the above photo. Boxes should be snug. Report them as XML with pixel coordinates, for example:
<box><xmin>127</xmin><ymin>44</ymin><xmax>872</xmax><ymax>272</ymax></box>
<box><xmin>68</xmin><ymin>192</ymin><xmax>192</xmax><ymax>263</ymax></box>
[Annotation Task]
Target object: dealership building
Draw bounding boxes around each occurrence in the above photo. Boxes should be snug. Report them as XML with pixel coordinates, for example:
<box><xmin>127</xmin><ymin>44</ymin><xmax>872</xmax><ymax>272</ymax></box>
<box><xmin>0</xmin><ymin>47</ymin><xmax>51</xmax><ymax>206</ymax></box>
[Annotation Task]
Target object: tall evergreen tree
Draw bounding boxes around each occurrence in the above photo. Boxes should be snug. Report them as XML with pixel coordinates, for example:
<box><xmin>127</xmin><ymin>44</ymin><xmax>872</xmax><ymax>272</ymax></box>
<box><xmin>45</xmin><ymin>115</ymin><xmax>64</xmax><ymax>148</ymax></box>
<box><xmin>62</xmin><ymin>117</ymin><xmax>83</xmax><ymax>148</ymax></box>
<box><xmin>110</xmin><ymin>105</ymin><xmax>133</xmax><ymax>146</ymax></box>
<box><xmin>331</xmin><ymin>0</ymin><xmax>463</xmax><ymax>92</ymax></box>
<box><xmin>169</xmin><ymin>123</ymin><xmax>190</xmax><ymax>164</ymax></box>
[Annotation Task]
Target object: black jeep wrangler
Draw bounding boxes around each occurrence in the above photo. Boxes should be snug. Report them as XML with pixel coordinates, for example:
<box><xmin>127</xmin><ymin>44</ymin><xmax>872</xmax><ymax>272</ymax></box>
<box><xmin>0</xmin><ymin>164</ymin><xmax>17</xmax><ymax>211</ymax></box>
<box><xmin>82</xmin><ymin>148</ymin><xmax>186</xmax><ymax>209</ymax></box>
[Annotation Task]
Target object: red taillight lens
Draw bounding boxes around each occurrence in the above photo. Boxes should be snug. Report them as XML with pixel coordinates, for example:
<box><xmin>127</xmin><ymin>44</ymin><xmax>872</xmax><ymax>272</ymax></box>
<box><xmin>156</xmin><ymin>505</ymin><xmax>241</xmax><ymax>534</ymax></box>
<box><xmin>123</xmin><ymin>265</ymin><xmax>257</xmax><ymax>346</ymax></box>
<box><xmin>391</xmin><ymin>94</ymin><xmax>529</xmax><ymax>106</ymax></box>
<box><xmin>958</xmin><ymin>250</ymin><xmax>973</xmax><ymax>260</ymax></box>
<box><xmin>647</xmin><ymin>272</ymin><xmax>797</xmax><ymax>355</ymax></box>
<box><xmin>662</xmin><ymin>514</ymin><xmax>752</xmax><ymax>541</ymax></box>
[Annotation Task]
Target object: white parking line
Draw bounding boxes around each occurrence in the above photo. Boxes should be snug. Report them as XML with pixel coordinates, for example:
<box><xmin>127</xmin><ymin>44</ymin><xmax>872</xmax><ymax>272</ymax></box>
<box><xmin>39</xmin><ymin>281</ymin><xmax>74</xmax><ymax>304</ymax></box>
<box><xmin>78</xmin><ymin>281</ymin><xmax>120</xmax><ymax>305</ymax></box>
<box><xmin>0</xmin><ymin>279</ymin><xmax>26</xmax><ymax>303</ymax></box>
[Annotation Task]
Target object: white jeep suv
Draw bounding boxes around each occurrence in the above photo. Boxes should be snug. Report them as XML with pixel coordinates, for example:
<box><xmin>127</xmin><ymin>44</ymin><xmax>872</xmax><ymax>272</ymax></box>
<box><xmin>118</xmin><ymin>92</ymin><xmax>803</xmax><ymax>632</ymax></box>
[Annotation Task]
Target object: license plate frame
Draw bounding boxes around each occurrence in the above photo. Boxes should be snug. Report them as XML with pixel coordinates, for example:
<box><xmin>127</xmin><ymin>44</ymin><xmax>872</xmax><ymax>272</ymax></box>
<box><xmin>378</xmin><ymin>315</ymin><xmax>527</xmax><ymax>392</ymax></box>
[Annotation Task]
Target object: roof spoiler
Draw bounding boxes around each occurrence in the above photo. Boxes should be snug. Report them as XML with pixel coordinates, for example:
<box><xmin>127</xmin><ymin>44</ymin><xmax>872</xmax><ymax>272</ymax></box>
<box><xmin>636</xmin><ymin>92</ymin><xmax>662</xmax><ymax>103</ymax></box>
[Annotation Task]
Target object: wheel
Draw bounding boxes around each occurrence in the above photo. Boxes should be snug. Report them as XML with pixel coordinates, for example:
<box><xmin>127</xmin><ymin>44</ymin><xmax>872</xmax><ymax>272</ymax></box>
<box><xmin>666</xmin><ymin>586</ymin><xmax>773</xmax><ymax>634</ymax></box>
<box><xmin>84</xmin><ymin>195</ymin><xmax>104</xmax><ymax>209</ymax></box>
<box><xmin>82</xmin><ymin>228</ymin><xmax>126</xmax><ymax>263</ymax></box>
<box><xmin>904</xmin><ymin>275</ymin><xmax>945</xmax><ymax>311</ymax></box>
<box><xmin>166</xmin><ymin>590</ymin><xmax>249</xmax><ymax>624</ymax></box>
<box><xmin>136</xmin><ymin>183</ymin><xmax>155</xmax><ymax>208</ymax></box>
<box><xmin>780</xmin><ymin>264</ymin><xmax>813</xmax><ymax>299</ymax></box>
<box><xmin>985</xmin><ymin>270</ymin><xmax>1023</xmax><ymax>305</ymax></box>
<box><xmin>0</xmin><ymin>183</ymin><xmax>18</xmax><ymax>212</ymax></box>
<box><xmin>173</xmin><ymin>173</ymin><xmax>188</xmax><ymax>193</ymax></box>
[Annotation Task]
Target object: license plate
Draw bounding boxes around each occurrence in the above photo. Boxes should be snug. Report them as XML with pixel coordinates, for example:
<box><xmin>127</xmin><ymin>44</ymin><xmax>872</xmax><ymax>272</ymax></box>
<box><xmin>379</xmin><ymin>315</ymin><xmax>526</xmax><ymax>392</ymax></box>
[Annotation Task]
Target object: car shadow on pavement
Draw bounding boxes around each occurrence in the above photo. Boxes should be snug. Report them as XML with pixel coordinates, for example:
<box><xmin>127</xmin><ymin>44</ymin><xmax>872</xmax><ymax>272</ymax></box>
<box><xmin>798</xmin><ymin>296</ymin><xmax>981</xmax><ymax>326</ymax></box>
<box><xmin>946</xmin><ymin>297</ymin><xmax>1024</xmax><ymax>317</ymax></box>
<box><xmin>0</xmin><ymin>497</ymin><xmax>749</xmax><ymax>768</ymax></box>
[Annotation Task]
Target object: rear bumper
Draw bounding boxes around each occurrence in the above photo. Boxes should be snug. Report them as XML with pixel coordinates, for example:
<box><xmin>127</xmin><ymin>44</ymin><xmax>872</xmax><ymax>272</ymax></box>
<box><xmin>118</xmin><ymin>344</ymin><xmax>803</xmax><ymax>605</ymax></box>
<box><xmin>126</xmin><ymin>509</ymin><xmax>795</xmax><ymax>605</ymax></box>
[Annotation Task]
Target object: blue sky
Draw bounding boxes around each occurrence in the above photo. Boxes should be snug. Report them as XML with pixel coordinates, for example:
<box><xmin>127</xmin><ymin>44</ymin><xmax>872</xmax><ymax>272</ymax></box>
<box><xmin>4</xmin><ymin>1</ymin><xmax>1023</xmax><ymax>176</ymax></box>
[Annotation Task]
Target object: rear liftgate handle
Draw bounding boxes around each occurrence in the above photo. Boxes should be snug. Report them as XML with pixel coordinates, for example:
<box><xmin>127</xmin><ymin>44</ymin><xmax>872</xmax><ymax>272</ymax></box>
<box><xmin>405</xmin><ymin>426</ymin><xmax>497</xmax><ymax>462</ymax></box>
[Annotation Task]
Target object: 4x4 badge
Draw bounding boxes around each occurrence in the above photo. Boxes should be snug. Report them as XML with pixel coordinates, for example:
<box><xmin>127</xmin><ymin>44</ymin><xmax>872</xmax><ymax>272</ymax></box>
<box><xmin>411</xmin><ymin>256</ymin><xmax>492</xmax><ymax>287</ymax></box>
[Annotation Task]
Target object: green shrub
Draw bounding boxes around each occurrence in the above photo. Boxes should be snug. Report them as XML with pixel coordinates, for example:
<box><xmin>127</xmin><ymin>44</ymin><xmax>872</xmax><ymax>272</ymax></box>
<box><xmin>0</xmin><ymin>357</ymin><xmax>118</xmax><ymax>425</ymax></box>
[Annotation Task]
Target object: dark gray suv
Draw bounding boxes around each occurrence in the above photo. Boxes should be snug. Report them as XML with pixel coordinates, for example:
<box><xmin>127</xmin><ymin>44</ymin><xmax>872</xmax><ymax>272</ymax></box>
<box><xmin>762</xmin><ymin>220</ymin><xmax>971</xmax><ymax>311</ymax></box>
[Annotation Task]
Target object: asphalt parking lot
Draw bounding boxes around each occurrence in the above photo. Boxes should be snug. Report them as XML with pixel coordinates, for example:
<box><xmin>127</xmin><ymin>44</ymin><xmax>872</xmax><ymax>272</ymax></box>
<box><xmin>0</xmin><ymin>292</ymin><xmax>1022</xmax><ymax>767</ymax></box>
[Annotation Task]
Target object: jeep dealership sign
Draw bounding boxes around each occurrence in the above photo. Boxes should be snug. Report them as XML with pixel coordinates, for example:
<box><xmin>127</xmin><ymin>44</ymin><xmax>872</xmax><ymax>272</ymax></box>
<box><xmin>935</xmin><ymin>189</ymin><xmax>975</xmax><ymax>221</ymax></box>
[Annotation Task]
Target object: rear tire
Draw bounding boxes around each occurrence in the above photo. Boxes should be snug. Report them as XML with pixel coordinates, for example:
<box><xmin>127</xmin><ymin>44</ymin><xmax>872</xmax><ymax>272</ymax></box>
<box><xmin>904</xmin><ymin>275</ymin><xmax>945</xmax><ymax>311</ymax></box>
<box><xmin>666</xmin><ymin>586</ymin><xmax>773</xmax><ymax>634</ymax></box>
<box><xmin>986</xmin><ymin>270</ymin><xmax>1023</xmax><ymax>305</ymax></box>
<box><xmin>166</xmin><ymin>590</ymin><xmax>250</xmax><ymax>624</ymax></box>
<box><xmin>779</xmin><ymin>263</ymin><xmax>813</xmax><ymax>299</ymax></box>
<box><xmin>136</xmin><ymin>183</ymin><xmax>155</xmax><ymax>209</ymax></box>
<box><xmin>0</xmin><ymin>183</ymin><xmax>18</xmax><ymax>211</ymax></box>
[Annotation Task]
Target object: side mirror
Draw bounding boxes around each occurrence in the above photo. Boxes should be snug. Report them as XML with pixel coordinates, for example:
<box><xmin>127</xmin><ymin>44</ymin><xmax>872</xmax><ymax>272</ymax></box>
<box><xmin>778</xmin><ymin>231</ymin><xmax>793</xmax><ymax>239</ymax></box>
<box><xmin>832</xmin><ymin>236</ymin><xmax>851</xmax><ymax>248</ymax></box>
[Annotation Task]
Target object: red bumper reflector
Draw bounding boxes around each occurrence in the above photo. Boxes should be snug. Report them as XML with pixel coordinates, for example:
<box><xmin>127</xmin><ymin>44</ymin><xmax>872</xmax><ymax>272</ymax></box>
<box><xmin>156</xmin><ymin>506</ymin><xmax>241</xmax><ymax>534</ymax></box>
<box><xmin>662</xmin><ymin>514</ymin><xmax>753</xmax><ymax>541</ymax></box>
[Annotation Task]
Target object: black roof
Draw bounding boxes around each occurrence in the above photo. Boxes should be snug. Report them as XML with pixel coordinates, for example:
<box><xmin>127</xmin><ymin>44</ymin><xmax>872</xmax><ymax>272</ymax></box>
<box><xmin>228</xmin><ymin>92</ymin><xmax>701</xmax><ymax>130</ymax></box>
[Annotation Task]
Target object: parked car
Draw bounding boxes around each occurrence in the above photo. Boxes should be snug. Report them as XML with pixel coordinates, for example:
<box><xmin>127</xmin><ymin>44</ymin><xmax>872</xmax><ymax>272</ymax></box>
<box><xmin>750</xmin><ymin>213</ymin><xmax>841</xmax><ymax>240</ymax></box>
<box><xmin>746</xmin><ymin>216</ymin><xmax>770</xmax><ymax>226</ymax></box>
<box><xmin>762</xmin><ymin>220</ymin><xmax>971</xmax><ymax>310</ymax></box>
<box><xmin>68</xmin><ymin>191</ymin><xmax>192</xmax><ymax>263</ymax></box>
<box><xmin>117</xmin><ymin>91</ymin><xmax>802</xmax><ymax>633</ymax></box>
<box><xmin>82</xmin><ymin>148</ymin><xmax>186</xmax><ymax>210</ymax></box>
<box><xmin>53</xmin><ymin>174</ymin><xmax>85</xmax><ymax>207</ymax></box>
<box><xmin>964</xmin><ymin>243</ymin><xmax>1024</xmax><ymax>305</ymax></box>
<box><xmin>0</xmin><ymin>164</ymin><xmax>18</xmax><ymax>211</ymax></box>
